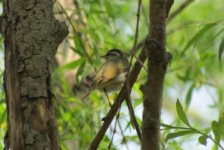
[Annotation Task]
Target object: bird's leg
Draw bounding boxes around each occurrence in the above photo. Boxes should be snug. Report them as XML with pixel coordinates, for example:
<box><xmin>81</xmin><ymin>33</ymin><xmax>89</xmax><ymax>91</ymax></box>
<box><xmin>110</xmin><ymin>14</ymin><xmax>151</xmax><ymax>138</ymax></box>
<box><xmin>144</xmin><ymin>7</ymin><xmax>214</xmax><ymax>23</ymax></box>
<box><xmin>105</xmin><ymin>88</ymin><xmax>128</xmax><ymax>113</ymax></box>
<box><xmin>101</xmin><ymin>88</ymin><xmax>112</xmax><ymax>121</ymax></box>
<box><xmin>103</xmin><ymin>88</ymin><xmax>112</xmax><ymax>106</ymax></box>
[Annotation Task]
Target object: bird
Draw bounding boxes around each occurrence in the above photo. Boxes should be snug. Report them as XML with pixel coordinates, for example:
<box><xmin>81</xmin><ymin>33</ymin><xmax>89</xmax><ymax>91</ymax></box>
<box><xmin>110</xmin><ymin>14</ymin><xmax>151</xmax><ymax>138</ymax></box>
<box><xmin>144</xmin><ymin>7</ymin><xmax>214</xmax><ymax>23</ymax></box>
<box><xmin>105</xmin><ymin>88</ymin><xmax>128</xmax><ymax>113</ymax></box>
<box><xmin>82</xmin><ymin>49</ymin><xmax>129</xmax><ymax>100</ymax></box>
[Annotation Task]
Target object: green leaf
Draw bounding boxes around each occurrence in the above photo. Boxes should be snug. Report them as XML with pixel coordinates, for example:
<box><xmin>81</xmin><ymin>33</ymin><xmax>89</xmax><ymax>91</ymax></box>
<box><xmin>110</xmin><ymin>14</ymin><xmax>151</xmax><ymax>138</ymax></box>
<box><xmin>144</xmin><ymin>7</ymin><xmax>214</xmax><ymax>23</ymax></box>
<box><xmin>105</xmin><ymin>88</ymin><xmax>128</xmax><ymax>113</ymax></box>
<box><xmin>161</xmin><ymin>123</ymin><xmax>176</xmax><ymax>129</ymax></box>
<box><xmin>121</xmin><ymin>135</ymin><xmax>138</xmax><ymax>143</ymax></box>
<box><xmin>182</xmin><ymin>23</ymin><xmax>217</xmax><ymax>54</ymax></box>
<box><xmin>185</xmin><ymin>83</ymin><xmax>194</xmax><ymax>109</ymax></box>
<box><xmin>176</xmin><ymin>74</ymin><xmax>189</xmax><ymax>82</ymax></box>
<box><xmin>212</xmin><ymin>120</ymin><xmax>221</xmax><ymax>142</ymax></box>
<box><xmin>74</xmin><ymin>36</ymin><xmax>84</xmax><ymax>56</ymax></box>
<box><xmin>212</xmin><ymin>121</ymin><xmax>219</xmax><ymax>135</ymax></box>
<box><xmin>55</xmin><ymin>59</ymin><xmax>84</xmax><ymax>73</ymax></box>
<box><xmin>218</xmin><ymin>39</ymin><xmax>224</xmax><ymax>62</ymax></box>
<box><xmin>198</xmin><ymin>135</ymin><xmax>207</xmax><ymax>146</ymax></box>
<box><xmin>133</xmin><ymin>98</ymin><xmax>143</xmax><ymax>107</ymax></box>
<box><xmin>76</xmin><ymin>61</ymin><xmax>86</xmax><ymax>83</ymax></box>
<box><xmin>70</xmin><ymin>46</ymin><xmax>83</xmax><ymax>56</ymax></box>
<box><xmin>93</xmin><ymin>42</ymin><xmax>99</xmax><ymax>58</ymax></box>
<box><xmin>165</xmin><ymin>130</ymin><xmax>196</xmax><ymax>142</ymax></box>
<box><xmin>124</xmin><ymin>121</ymin><xmax>132</xmax><ymax>132</ymax></box>
<box><xmin>176</xmin><ymin>99</ymin><xmax>191</xmax><ymax>127</ymax></box>
<box><xmin>160</xmin><ymin>123</ymin><xmax>190</xmax><ymax>130</ymax></box>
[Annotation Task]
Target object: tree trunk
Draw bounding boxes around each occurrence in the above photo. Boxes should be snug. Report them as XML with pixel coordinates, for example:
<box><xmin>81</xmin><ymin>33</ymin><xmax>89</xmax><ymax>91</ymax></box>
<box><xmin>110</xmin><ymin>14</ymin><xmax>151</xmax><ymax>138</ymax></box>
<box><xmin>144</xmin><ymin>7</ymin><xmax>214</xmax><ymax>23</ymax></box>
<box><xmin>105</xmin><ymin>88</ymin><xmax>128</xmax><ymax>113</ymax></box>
<box><xmin>141</xmin><ymin>0</ymin><xmax>171</xmax><ymax>149</ymax></box>
<box><xmin>1</xmin><ymin>0</ymin><xmax>68</xmax><ymax>149</ymax></box>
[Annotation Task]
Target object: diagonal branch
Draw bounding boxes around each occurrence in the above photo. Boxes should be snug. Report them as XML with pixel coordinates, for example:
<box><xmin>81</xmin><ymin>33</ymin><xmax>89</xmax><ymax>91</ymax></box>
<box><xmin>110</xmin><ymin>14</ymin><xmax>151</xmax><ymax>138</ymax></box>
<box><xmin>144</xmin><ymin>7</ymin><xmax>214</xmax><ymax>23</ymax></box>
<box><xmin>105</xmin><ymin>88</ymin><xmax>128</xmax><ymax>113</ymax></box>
<box><xmin>131</xmin><ymin>0</ymin><xmax>195</xmax><ymax>53</ymax></box>
<box><xmin>167</xmin><ymin>0</ymin><xmax>195</xmax><ymax>22</ymax></box>
<box><xmin>108</xmin><ymin>108</ymin><xmax>120</xmax><ymax>149</ymax></box>
<box><xmin>125</xmin><ymin>0</ymin><xmax>142</xmax><ymax>140</ymax></box>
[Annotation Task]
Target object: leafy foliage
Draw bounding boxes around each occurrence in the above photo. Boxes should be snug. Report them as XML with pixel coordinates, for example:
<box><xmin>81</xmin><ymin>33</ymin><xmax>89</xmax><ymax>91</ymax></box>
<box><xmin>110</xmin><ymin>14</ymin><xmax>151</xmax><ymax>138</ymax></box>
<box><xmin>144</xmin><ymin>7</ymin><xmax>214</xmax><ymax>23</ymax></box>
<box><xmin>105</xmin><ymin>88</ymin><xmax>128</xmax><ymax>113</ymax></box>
<box><xmin>0</xmin><ymin>0</ymin><xmax>224</xmax><ymax>149</ymax></box>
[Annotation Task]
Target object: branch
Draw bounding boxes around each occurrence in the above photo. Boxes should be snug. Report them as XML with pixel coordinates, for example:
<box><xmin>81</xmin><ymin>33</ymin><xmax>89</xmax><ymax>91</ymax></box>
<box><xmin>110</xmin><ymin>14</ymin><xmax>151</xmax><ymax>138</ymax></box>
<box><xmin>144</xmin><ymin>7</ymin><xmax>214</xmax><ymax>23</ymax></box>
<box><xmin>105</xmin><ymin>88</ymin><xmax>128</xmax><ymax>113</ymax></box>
<box><xmin>108</xmin><ymin>108</ymin><xmax>120</xmax><ymax>149</ymax></box>
<box><xmin>166</xmin><ymin>0</ymin><xmax>175</xmax><ymax>18</ymax></box>
<box><xmin>131</xmin><ymin>0</ymin><xmax>194</xmax><ymax>53</ymax></box>
<box><xmin>104</xmin><ymin>92</ymin><xmax>129</xmax><ymax>150</ymax></box>
<box><xmin>117</xmin><ymin>120</ymin><xmax>129</xmax><ymax>150</ymax></box>
<box><xmin>167</xmin><ymin>0</ymin><xmax>195</xmax><ymax>22</ymax></box>
<box><xmin>89</xmin><ymin>47</ymin><xmax>147</xmax><ymax>150</ymax></box>
<box><xmin>141</xmin><ymin>0</ymin><xmax>172</xmax><ymax>149</ymax></box>
<box><xmin>125</xmin><ymin>0</ymin><xmax>142</xmax><ymax>141</ymax></box>
<box><xmin>125</xmin><ymin>98</ymin><xmax>142</xmax><ymax>139</ymax></box>
<box><xmin>56</xmin><ymin>1</ymin><xmax>96</xmax><ymax>71</ymax></box>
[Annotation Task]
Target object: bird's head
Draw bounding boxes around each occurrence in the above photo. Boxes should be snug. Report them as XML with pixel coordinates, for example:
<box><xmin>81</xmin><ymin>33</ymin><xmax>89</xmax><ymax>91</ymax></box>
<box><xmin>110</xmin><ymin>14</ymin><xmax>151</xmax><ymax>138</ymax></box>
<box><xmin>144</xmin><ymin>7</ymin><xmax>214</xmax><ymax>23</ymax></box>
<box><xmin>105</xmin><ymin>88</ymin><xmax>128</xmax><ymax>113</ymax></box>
<box><xmin>101</xmin><ymin>49</ymin><xmax>127</xmax><ymax>60</ymax></box>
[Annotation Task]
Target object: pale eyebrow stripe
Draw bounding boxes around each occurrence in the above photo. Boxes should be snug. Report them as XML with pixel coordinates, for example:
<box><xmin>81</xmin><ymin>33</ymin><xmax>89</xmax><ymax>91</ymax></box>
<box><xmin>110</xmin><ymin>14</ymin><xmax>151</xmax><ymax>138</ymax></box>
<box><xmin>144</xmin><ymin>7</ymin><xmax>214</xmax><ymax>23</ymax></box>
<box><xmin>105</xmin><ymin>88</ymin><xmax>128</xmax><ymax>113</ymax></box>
<box><xmin>108</xmin><ymin>51</ymin><xmax>121</xmax><ymax>56</ymax></box>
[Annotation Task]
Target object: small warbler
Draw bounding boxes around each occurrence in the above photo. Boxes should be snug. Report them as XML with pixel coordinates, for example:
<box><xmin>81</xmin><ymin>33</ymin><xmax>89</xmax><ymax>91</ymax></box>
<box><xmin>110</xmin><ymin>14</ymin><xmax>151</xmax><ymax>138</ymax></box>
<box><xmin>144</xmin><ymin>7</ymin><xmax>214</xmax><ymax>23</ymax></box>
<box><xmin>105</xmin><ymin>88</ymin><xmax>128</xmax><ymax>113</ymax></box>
<box><xmin>82</xmin><ymin>49</ymin><xmax>129</xmax><ymax>100</ymax></box>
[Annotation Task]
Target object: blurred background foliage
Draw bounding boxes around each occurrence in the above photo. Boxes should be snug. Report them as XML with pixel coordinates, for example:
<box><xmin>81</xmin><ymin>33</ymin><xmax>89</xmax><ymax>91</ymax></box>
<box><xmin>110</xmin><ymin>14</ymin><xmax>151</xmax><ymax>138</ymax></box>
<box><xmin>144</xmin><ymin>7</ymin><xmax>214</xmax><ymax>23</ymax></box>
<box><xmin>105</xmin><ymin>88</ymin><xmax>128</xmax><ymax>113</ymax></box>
<box><xmin>0</xmin><ymin>0</ymin><xmax>224</xmax><ymax>149</ymax></box>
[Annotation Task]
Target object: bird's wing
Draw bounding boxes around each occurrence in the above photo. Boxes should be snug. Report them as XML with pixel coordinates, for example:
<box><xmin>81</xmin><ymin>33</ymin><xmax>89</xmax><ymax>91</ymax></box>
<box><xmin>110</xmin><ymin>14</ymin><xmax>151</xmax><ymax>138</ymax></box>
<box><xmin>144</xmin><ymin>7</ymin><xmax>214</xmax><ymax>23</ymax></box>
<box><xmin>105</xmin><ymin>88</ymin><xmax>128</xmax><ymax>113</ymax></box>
<box><xmin>95</xmin><ymin>59</ymin><xmax>128</xmax><ymax>82</ymax></box>
<box><xmin>81</xmin><ymin>63</ymin><xmax>117</xmax><ymax>100</ymax></box>
<box><xmin>94</xmin><ymin>62</ymin><xmax>119</xmax><ymax>85</ymax></box>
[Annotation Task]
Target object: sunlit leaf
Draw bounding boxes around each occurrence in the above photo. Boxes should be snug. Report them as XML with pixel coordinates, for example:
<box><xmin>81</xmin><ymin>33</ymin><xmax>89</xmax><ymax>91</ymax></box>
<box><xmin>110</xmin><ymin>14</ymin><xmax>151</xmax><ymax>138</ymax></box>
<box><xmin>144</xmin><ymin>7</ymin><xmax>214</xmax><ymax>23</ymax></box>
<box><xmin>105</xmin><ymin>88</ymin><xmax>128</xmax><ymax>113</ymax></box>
<box><xmin>0</xmin><ymin>109</ymin><xmax>6</xmax><ymax>125</ymax></box>
<box><xmin>165</xmin><ymin>130</ymin><xmax>196</xmax><ymax>142</ymax></box>
<box><xmin>55</xmin><ymin>59</ymin><xmax>84</xmax><ymax>73</ymax></box>
<box><xmin>182</xmin><ymin>23</ymin><xmax>217</xmax><ymax>54</ymax></box>
<box><xmin>76</xmin><ymin>61</ymin><xmax>86</xmax><ymax>83</ymax></box>
<box><xmin>133</xmin><ymin>98</ymin><xmax>143</xmax><ymax>107</ymax></box>
<box><xmin>212</xmin><ymin>120</ymin><xmax>221</xmax><ymax>143</ymax></box>
<box><xmin>74</xmin><ymin>35</ymin><xmax>85</xmax><ymax>56</ymax></box>
<box><xmin>176</xmin><ymin>99</ymin><xmax>191</xmax><ymax>127</ymax></box>
<box><xmin>60</xmin><ymin>143</ymin><xmax>70</xmax><ymax>150</ymax></box>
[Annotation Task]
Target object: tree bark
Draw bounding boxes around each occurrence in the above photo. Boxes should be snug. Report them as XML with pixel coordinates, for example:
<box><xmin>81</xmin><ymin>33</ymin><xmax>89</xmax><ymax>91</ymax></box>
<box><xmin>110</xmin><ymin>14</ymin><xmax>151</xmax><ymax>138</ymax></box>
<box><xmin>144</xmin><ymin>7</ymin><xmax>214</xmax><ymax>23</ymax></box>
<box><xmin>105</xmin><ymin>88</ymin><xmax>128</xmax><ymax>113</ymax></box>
<box><xmin>141</xmin><ymin>0</ymin><xmax>171</xmax><ymax>149</ymax></box>
<box><xmin>1</xmin><ymin>0</ymin><xmax>68</xmax><ymax>150</ymax></box>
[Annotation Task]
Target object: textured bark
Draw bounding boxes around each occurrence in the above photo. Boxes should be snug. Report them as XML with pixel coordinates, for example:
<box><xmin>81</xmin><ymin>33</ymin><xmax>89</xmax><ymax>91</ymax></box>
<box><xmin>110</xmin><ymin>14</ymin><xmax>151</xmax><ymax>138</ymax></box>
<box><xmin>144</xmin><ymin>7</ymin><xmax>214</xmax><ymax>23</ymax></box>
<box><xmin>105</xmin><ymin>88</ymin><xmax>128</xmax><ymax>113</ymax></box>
<box><xmin>2</xmin><ymin>0</ymin><xmax>68</xmax><ymax>150</ymax></box>
<box><xmin>141</xmin><ymin>0</ymin><xmax>171</xmax><ymax>150</ymax></box>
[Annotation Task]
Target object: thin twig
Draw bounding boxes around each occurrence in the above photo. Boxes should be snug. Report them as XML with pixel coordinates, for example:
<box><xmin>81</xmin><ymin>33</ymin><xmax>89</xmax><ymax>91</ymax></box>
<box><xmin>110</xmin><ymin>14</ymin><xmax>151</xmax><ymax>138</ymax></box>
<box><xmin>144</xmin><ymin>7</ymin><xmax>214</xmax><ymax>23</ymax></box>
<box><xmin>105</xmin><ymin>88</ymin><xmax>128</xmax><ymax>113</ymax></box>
<box><xmin>117</xmin><ymin>120</ymin><xmax>129</xmax><ymax>150</ymax></box>
<box><xmin>129</xmin><ymin>39</ymin><xmax>147</xmax><ymax>71</ymax></box>
<box><xmin>130</xmin><ymin>0</ymin><xmax>142</xmax><ymax>56</ymax></box>
<box><xmin>192</xmin><ymin>128</ymin><xmax>224</xmax><ymax>150</ymax></box>
<box><xmin>167</xmin><ymin>0</ymin><xmax>195</xmax><ymax>23</ymax></box>
<box><xmin>125</xmin><ymin>0</ymin><xmax>142</xmax><ymax>141</ymax></box>
<box><xmin>129</xmin><ymin>0</ymin><xmax>195</xmax><ymax>53</ymax></box>
<box><xmin>133</xmin><ymin>54</ymin><xmax>147</xmax><ymax>71</ymax></box>
<box><xmin>141</xmin><ymin>4</ymin><xmax>149</xmax><ymax>27</ymax></box>
<box><xmin>108</xmin><ymin>108</ymin><xmax>120</xmax><ymax>150</ymax></box>
<box><xmin>104</xmin><ymin>89</ymin><xmax>112</xmax><ymax>106</ymax></box>
<box><xmin>166</xmin><ymin>0</ymin><xmax>175</xmax><ymax>18</ymax></box>
<box><xmin>162</xmin><ymin>124</ymin><xmax>224</xmax><ymax>150</ymax></box>
<box><xmin>56</xmin><ymin>1</ymin><xmax>97</xmax><ymax>71</ymax></box>
<box><xmin>125</xmin><ymin>99</ymin><xmax>141</xmax><ymax>139</ymax></box>
<box><xmin>104</xmin><ymin>91</ymin><xmax>129</xmax><ymax>150</ymax></box>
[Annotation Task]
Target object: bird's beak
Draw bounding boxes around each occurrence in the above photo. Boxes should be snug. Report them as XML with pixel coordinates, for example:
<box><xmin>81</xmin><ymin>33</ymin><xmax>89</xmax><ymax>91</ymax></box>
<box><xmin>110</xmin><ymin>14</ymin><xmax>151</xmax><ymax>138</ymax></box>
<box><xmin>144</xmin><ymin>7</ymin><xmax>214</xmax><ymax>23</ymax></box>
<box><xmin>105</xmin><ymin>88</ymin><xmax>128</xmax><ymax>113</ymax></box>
<box><xmin>100</xmin><ymin>54</ymin><xmax>106</xmax><ymax>58</ymax></box>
